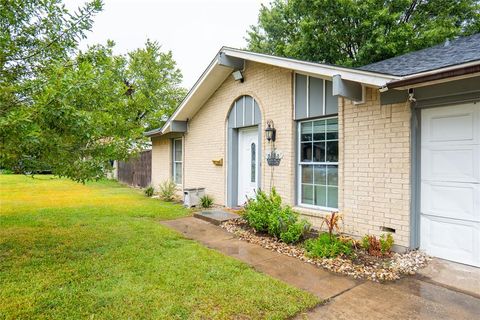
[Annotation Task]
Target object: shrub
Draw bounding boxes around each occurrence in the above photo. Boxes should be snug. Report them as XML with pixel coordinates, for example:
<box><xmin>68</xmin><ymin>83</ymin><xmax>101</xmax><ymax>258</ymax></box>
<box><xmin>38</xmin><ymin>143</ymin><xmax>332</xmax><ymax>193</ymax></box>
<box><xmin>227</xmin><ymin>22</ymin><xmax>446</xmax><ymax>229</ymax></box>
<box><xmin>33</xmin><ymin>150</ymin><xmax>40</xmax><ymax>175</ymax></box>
<box><xmin>361</xmin><ymin>233</ymin><xmax>394</xmax><ymax>256</ymax></box>
<box><xmin>243</xmin><ymin>189</ymin><xmax>279</xmax><ymax>233</ymax></box>
<box><xmin>158</xmin><ymin>180</ymin><xmax>177</xmax><ymax>201</ymax></box>
<box><xmin>243</xmin><ymin>188</ymin><xmax>311</xmax><ymax>244</ymax></box>
<box><xmin>144</xmin><ymin>185</ymin><xmax>155</xmax><ymax>197</ymax></box>
<box><xmin>380</xmin><ymin>233</ymin><xmax>394</xmax><ymax>255</ymax></box>
<box><xmin>280</xmin><ymin>220</ymin><xmax>311</xmax><ymax>244</ymax></box>
<box><xmin>200</xmin><ymin>195</ymin><xmax>214</xmax><ymax>208</ymax></box>
<box><xmin>305</xmin><ymin>233</ymin><xmax>353</xmax><ymax>258</ymax></box>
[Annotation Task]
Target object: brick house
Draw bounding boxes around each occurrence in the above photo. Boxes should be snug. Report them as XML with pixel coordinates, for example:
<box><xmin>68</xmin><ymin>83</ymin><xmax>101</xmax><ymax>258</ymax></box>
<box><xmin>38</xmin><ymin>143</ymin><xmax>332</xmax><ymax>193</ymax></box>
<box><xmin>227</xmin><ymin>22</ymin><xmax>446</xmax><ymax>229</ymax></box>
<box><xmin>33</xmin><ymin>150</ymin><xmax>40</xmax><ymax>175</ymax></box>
<box><xmin>146</xmin><ymin>34</ymin><xmax>480</xmax><ymax>267</ymax></box>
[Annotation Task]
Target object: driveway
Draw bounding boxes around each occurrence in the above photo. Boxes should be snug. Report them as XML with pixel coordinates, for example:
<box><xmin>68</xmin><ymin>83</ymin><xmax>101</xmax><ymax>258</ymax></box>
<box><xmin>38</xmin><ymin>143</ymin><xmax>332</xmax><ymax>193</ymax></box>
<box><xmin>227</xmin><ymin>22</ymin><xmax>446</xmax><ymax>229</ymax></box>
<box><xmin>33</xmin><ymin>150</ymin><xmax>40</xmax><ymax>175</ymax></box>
<box><xmin>162</xmin><ymin>217</ymin><xmax>480</xmax><ymax>320</ymax></box>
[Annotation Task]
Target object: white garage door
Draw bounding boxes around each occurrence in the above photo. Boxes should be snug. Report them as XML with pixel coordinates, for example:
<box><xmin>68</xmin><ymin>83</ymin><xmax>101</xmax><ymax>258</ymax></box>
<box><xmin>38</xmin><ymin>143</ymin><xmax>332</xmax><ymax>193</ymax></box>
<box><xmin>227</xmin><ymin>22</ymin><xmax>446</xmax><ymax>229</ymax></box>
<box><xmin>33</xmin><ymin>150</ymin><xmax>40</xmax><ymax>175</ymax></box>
<box><xmin>421</xmin><ymin>102</ymin><xmax>480</xmax><ymax>267</ymax></box>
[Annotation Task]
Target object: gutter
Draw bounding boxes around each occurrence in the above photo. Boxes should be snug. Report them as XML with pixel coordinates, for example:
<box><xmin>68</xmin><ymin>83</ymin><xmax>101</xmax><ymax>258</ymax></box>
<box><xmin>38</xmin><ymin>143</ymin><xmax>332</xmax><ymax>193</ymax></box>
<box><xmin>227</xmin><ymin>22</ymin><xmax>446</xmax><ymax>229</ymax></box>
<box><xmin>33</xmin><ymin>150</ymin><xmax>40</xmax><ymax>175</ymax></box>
<box><xmin>386</xmin><ymin>63</ymin><xmax>480</xmax><ymax>90</ymax></box>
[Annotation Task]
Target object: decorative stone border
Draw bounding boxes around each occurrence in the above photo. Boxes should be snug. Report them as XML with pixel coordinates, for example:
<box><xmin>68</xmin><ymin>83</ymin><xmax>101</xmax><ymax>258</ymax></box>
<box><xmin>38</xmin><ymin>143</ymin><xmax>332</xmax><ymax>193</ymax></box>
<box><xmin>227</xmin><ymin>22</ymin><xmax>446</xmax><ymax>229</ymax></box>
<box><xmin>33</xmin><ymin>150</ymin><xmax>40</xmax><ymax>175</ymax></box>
<box><xmin>221</xmin><ymin>219</ymin><xmax>430</xmax><ymax>282</ymax></box>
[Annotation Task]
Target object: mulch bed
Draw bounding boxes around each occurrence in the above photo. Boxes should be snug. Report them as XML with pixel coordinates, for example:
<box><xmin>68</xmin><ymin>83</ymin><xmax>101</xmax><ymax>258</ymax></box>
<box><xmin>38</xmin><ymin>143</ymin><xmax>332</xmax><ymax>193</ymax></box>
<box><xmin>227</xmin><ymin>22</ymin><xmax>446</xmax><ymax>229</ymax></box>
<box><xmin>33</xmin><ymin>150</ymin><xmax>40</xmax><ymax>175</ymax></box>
<box><xmin>221</xmin><ymin>218</ymin><xmax>430</xmax><ymax>282</ymax></box>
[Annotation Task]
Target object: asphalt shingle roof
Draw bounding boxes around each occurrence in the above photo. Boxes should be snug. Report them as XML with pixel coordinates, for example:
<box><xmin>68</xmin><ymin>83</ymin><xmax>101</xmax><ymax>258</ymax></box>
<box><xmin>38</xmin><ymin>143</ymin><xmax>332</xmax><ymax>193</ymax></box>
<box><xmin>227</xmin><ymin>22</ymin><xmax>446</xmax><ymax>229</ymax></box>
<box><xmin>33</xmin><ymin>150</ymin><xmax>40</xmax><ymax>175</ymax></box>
<box><xmin>358</xmin><ymin>33</ymin><xmax>480</xmax><ymax>76</ymax></box>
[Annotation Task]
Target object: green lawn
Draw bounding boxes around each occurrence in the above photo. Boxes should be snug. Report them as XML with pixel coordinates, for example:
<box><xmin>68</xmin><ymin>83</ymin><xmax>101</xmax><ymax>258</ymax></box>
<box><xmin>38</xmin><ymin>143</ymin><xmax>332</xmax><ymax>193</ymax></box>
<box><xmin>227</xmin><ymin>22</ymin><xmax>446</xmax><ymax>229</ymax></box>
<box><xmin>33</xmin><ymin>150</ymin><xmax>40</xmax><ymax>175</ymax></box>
<box><xmin>0</xmin><ymin>175</ymin><xmax>318</xmax><ymax>319</ymax></box>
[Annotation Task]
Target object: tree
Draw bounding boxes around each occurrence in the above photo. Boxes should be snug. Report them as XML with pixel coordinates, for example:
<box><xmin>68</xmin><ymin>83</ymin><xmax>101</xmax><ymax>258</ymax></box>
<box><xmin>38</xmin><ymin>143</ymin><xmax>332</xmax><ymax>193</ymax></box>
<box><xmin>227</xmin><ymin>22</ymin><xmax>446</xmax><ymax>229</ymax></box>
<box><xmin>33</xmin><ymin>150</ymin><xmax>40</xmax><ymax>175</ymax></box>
<box><xmin>126</xmin><ymin>40</ymin><xmax>186</xmax><ymax>132</ymax></box>
<box><xmin>0</xmin><ymin>1</ymin><xmax>185</xmax><ymax>182</ymax></box>
<box><xmin>246</xmin><ymin>0</ymin><xmax>480</xmax><ymax>67</ymax></box>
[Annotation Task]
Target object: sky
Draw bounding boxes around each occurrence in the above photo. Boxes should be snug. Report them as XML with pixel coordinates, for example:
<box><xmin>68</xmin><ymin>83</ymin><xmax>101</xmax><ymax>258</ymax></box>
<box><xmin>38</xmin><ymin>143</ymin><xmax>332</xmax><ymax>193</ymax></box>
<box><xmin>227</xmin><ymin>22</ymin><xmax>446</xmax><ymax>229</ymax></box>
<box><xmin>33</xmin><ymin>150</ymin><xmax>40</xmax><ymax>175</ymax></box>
<box><xmin>64</xmin><ymin>0</ymin><xmax>270</xmax><ymax>88</ymax></box>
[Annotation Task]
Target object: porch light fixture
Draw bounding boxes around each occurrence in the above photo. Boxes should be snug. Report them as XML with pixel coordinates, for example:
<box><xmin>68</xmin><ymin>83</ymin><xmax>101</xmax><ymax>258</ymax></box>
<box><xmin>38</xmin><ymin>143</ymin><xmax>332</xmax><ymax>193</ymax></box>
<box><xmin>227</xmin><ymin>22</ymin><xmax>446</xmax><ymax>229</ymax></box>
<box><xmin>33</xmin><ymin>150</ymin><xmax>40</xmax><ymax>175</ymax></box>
<box><xmin>232</xmin><ymin>70</ymin><xmax>244</xmax><ymax>83</ymax></box>
<box><xmin>265</xmin><ymin>120</ymin><xmax>276</xmax><ymax>142</ymax></box>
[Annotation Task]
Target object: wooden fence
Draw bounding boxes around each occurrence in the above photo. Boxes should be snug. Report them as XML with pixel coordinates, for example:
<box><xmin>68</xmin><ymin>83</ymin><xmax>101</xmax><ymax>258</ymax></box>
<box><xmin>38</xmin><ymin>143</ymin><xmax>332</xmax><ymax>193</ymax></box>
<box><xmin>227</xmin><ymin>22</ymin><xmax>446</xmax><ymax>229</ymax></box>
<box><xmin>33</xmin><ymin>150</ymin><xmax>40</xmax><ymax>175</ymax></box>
<box><xmin>117</xmin><ymin>150</ymin><xmax>152</xmax><ymax>188</ymax></box>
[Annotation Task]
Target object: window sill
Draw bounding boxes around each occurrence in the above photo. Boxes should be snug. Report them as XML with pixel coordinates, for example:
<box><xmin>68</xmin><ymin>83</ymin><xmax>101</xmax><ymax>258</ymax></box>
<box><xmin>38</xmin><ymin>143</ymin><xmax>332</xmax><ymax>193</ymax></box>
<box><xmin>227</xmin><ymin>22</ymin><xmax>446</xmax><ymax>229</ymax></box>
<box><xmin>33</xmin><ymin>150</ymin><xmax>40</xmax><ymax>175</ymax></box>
<box><xmin>293</xmin><ymin>205</ymin><xmax>338</xmax><ymax>216</ymax></box>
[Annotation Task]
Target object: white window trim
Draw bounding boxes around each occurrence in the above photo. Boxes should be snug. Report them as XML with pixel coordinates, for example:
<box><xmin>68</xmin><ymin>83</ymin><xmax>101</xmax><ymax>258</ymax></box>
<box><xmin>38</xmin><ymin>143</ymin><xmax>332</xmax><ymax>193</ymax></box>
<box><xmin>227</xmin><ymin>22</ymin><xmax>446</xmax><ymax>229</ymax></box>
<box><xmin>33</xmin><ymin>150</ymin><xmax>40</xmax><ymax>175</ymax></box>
<box><xmin>173</xmin><ymin>137</ymin><xmax>183</xmax><ymax>185</ymax></box>
<box><xmin>297</xmin><ymin>116</ymin><xmax>339</xmax><ymax>211</ymax></box>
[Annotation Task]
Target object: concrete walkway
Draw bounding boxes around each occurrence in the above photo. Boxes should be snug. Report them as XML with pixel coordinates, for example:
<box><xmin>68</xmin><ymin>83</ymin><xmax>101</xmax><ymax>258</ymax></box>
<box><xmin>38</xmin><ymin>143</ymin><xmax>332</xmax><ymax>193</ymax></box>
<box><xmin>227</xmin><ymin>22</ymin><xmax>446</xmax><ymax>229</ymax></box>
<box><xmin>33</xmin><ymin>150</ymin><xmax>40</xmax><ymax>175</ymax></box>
<box><xmin>161</xmin><ymin>217</ymin><xmax>480</xmax><ymax>320</ymax></box>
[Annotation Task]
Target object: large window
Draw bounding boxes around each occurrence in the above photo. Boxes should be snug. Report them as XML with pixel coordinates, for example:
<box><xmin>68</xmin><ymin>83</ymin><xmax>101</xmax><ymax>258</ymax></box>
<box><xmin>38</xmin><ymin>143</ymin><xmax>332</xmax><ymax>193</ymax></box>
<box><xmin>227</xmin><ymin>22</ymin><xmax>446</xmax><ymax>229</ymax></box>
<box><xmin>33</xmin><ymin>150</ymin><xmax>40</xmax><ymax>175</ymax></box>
<box><xmin>173</xmin><ymin>138</ymin><xmax>182</xmax><ymax>184</ymax></box>
<box><xmin>298</xmin><ymin>117</ymin><xmax>338</xmax><ymax>209</ymax></box>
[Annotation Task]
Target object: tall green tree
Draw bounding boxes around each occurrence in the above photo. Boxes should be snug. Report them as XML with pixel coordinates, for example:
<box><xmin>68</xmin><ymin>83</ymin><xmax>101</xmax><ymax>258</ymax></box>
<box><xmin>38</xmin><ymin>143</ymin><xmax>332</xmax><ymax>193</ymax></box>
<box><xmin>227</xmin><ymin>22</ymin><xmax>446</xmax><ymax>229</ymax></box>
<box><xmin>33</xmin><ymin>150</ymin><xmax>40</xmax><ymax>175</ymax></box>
<box><xmin>246</xmin><ymin>0</ymin><xmax>480</xmax><ymax>67</ymax></box>
<box><xmin>126</xmin><ymin>40</ymin><xmax>186</xmax><ymax>132</ymax></box>
<box><xmin>0</xmin><ymin>1</ymin><xmax>185</xmax><ymax>181</ymax></box>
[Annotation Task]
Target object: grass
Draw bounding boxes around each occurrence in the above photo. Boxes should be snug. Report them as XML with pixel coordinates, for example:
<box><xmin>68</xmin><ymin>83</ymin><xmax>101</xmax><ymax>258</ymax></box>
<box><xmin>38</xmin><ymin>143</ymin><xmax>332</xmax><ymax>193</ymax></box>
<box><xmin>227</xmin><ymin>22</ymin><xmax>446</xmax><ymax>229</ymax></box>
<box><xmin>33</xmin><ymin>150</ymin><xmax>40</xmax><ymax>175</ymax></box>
<box><xmin>0</xmin><ymin>175</ymin><xmax>318</xmax><ymax>319</ymax></box>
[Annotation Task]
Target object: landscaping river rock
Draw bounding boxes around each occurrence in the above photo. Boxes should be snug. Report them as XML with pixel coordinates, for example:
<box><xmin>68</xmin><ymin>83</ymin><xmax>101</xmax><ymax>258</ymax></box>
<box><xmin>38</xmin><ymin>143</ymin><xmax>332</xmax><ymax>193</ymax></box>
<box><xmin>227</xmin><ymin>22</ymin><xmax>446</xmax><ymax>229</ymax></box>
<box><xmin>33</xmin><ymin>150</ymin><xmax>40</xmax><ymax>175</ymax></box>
<box><xmin>221</xmin><ymin>219</ymin><xmax>430</xmax><ymax>282</ymax></box>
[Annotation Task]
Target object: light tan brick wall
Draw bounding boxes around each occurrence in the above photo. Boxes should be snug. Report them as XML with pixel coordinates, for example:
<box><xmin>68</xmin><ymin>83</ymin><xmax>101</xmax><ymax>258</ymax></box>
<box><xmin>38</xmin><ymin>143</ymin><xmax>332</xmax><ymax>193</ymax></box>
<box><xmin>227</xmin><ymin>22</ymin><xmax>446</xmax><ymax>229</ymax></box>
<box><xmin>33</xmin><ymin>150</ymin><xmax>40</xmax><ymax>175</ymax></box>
<box><xmin>339</xmin><ymin>88</ymin><xmax>411</xmax><ymax>246</ymax></box>
<box><xmin>151</xmin><ymin>62</ymin><xmax>412</xmax><ymax>246</ymax></box>
<box><xmin>184</xmin><ymin>61</ymin><xmax>295</xmax><ymax>205</ymax></box>
<box><xmin>151</xmin><ymin>136</ymin><xmax>172</xmax><ymax>188</ymax></box>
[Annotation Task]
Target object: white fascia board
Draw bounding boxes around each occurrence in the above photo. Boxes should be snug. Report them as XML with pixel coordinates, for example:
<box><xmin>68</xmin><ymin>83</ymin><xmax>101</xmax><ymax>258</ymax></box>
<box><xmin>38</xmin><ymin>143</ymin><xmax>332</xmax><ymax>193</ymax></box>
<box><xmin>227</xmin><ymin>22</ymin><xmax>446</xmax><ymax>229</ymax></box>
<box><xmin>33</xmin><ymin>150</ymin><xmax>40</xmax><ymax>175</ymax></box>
<box><xmin>222</xmin><ymin>48</ymin><xmax>399</xmax><ymax>87</ymax></box>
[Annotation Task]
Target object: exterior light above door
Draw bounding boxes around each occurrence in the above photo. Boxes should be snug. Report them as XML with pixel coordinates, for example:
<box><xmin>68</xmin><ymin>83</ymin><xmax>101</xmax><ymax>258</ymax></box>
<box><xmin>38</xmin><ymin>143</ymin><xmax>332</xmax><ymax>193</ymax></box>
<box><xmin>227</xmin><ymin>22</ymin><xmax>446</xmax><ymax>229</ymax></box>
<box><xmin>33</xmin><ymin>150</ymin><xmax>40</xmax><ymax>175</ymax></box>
<box><xmin>265</xmin><ymin>120</ymin><xmax>276</xmax><ymax>142</ymax></box>
<box><xmin>232</xmin><ymin>70</ymin><xmax>244</xmax><ymax>83</ymax></box>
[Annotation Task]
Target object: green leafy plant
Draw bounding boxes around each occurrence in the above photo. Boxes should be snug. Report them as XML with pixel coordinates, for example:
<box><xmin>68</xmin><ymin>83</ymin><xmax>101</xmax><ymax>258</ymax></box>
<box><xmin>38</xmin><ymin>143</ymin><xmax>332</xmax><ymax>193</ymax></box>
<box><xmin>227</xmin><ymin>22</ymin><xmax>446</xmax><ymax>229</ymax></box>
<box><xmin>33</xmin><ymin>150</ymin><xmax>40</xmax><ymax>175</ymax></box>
<box><xmin>361</xmin><ymin>233</ymin><xmax>394</xmax><ymax>257</ymax></box>
<box><xmin>305</xmin><ymin>233</ymin><xmax>353</xmax><ymax>259</ymax></box>
<box><xmin>380</xmin><ymin>233</ymin><xmax>394</xmax><ymax>255</ymax></box>
<box><xmin>243</xmin><ymin>188</ymin><xmax>311</xmax><ymax>244</ymax></box>
<box><xmin>280</xmin><ymin>220</ymin><xmax>311</xmax><ymax>244</ymax></box>
<box><xmin>158</xmin><ymin>180</ymin><xmax>177</xmax><ymax>201</ymax></box>
<box><xmin>200</xmin><ymin>195</ymin><xmax>214</xmax><ymax>208</ymax></box>
<box><xmin>144</xmin><ymin>185</ymin><xmax>155</xmax><ymax>197</ymax></box>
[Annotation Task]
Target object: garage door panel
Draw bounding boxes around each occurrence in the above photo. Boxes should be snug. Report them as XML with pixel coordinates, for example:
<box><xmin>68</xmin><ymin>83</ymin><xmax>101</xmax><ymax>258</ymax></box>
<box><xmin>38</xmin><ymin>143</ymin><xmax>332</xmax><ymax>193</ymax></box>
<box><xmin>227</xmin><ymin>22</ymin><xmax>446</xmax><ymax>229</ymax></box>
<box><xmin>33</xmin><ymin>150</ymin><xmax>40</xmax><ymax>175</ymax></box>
<box><xmin>421</xmin><ymin>145</ymin><xmax>479</xmax><ymax>183</ymax></box>
<box><xmin>421</xmin><ymin>102</ymin><xmax>480</xmax><ymax>267</ymax></box>
<box><xmin>421</xmin><ymin>216</ymin><xmax>479</xmax><ymax>267</ymax></box>
<box><xmin>422</xmin><ymin>104</ymin><xmax>478</xmax><ymax>145</ymax></box>
<box><xmin>421</xmin><ymin>182</ymin><xmax>480</xmax><ymax>222</ymax></box>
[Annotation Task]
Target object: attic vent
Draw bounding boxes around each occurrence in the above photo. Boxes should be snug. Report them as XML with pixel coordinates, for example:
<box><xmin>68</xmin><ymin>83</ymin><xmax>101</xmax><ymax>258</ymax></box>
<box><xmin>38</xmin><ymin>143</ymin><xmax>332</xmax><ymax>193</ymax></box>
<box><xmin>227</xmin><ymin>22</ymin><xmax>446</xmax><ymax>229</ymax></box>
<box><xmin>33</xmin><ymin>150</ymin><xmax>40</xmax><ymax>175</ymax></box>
<box><xmin>380</xmin><ymin>226</ymin><xmax>396</xmax><ymax>233</ymax></box>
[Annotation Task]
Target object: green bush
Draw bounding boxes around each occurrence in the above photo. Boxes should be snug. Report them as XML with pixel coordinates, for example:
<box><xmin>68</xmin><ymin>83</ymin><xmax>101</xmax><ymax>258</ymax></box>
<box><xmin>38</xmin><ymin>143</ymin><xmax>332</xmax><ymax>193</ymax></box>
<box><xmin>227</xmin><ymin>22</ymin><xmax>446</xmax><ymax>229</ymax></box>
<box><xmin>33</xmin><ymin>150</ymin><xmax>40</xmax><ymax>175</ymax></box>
<box><xmin>144</xmin><ymin>185</ymin><xmax>155</xmax><ymax>197</ymax></box>
<box><xmin>380</xmin><ymin>233</ymin><xmax>394</xmax><ymax>254</ymax></box>
<box><xmin>243</xmin><ymin>188</ymin><xmax>311</xmax><ymax>244</ymax></box>
<box><xmin>158</xmin><ymin>180</ymin><xmax>177</xmax><ymax>201</ymax></box>
<box><xmin>305</xmin><ymin>233</ymin><xmax>353</xmax><ymax>258</ymax></box>
<box><xmin>280</xmin><ymin>220</ymin><xmax>311</xmax><ymax>244</ymax></box>
<box><xmin>200</xmin><ymin>195</ymin><xmax>214</xmax><ymax>208</ymax></box>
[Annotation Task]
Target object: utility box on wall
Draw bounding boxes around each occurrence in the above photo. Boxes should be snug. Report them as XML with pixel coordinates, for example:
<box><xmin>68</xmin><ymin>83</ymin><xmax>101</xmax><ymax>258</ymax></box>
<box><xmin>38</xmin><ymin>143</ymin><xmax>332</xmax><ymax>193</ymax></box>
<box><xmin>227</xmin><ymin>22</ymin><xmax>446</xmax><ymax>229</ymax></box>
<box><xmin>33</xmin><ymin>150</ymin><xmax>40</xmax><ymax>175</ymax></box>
<box><xmin>183</xmin><ymin>188</ymin><xmax>205</xmax><ymax>208</ymax></box>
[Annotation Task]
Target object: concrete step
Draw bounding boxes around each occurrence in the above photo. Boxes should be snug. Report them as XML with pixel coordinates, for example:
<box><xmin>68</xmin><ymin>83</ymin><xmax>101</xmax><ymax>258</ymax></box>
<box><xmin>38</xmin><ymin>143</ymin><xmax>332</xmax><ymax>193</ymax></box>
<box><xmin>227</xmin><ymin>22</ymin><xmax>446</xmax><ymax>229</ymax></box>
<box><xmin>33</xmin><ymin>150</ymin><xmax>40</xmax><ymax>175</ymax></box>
<box><xmin>193</xmin><ymin>210</ymin><xmax>240</xmax><ymax>225</ymax></box>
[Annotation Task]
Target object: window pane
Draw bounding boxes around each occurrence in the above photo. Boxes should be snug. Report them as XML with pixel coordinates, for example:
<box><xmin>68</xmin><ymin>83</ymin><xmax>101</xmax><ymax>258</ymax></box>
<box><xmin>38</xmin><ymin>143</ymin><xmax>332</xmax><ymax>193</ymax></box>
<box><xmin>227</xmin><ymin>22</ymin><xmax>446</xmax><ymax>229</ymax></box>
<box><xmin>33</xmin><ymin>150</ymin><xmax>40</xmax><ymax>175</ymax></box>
<box><xmin>301</xmin><ymin>165</ymin><xmax>313</xmax><ymax>184</ymax></box>
<box><xmin>327</xmin><ymin>186</ymin><xmax>338</xmax><ymax>208</ymax></box>
<box><xmin>313</xmin><ymin>120</ymin><xmax>325</xmax><ymax>141</ymax></box>
<box><xmin>313</xmin><ymin>142</ymin><xmax>325</xmax><ymax>162</ymax></box>
<box><xmin>174</xmin><ymin>139</ymin><xmax>182</xmax><ymax>161</ymax></box>
<box><xmin>314</xmin><ymin>165</ymin><xmax>327</xmax><ymax>185</ymax></box>
<box><xmin>251</xmin><ymin>142</ymin><xmax>256</xmax><ymax>183</ymax></box>
<box><xmin>174</xmin><ymin>163</ymin><xmax>182</xmax><ymax>184</ymax></box>
<box><xmin>326</xmin><ymin>118</ymin><xmax>338</xmax><ymax>140</ymax></box>
<box><xmin>301</xmin><ymin>122</ymin><xmax>312</xmax><ymax>141</ymax></box>
<box><xmin>326</xmin><ymin>140</ymin><xmax>338</xmax><ymax>162</ymax></box>
<box><xmin>314</xmin><ymin>185</ymin><xmax>327</xmax><ymax>207</ymax></box>
<box><xmin>302</xmin><ymin>184</ymin><xmax>314</xmax><ymax>205</ymax></box>
<box><xmin>327</xmin><ymin>165</ymin><xmax>338</xmax><ymax>186</ymax></box>
<box><xmin>301</xmin><ymin>142</ymin><xmax>312</xmax><ymax>162</ymax></box>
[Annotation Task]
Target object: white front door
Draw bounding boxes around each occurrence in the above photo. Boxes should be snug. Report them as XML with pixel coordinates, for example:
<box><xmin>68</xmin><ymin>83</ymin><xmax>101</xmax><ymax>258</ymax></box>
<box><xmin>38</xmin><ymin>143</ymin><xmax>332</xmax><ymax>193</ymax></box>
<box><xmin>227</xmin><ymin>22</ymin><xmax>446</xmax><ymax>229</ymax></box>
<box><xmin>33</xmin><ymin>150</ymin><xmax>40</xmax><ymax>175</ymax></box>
<box><xmin>238</xmin><ymin>127</ymin><xmax>259</xmax><ymax>205</ymax></box>
<box><xmin>421</xmin><ymin>103</ymin><xmax>480</xmax><ymax>267</ymax></box>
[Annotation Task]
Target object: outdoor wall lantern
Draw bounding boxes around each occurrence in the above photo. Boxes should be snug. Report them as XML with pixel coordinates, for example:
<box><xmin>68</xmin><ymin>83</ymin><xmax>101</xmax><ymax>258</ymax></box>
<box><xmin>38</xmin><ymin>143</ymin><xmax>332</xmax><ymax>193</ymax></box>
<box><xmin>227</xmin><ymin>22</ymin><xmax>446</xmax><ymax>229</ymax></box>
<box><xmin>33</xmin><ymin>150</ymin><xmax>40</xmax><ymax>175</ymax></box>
<box><xmin>265</xmin><ymin>120</ymin><xmax>276</xmax><ymax>142</ymax></box>
<box><xmin>232</xmin><ymin>70</ymin><xmax>244</xmax><ymax>83</ymax></box>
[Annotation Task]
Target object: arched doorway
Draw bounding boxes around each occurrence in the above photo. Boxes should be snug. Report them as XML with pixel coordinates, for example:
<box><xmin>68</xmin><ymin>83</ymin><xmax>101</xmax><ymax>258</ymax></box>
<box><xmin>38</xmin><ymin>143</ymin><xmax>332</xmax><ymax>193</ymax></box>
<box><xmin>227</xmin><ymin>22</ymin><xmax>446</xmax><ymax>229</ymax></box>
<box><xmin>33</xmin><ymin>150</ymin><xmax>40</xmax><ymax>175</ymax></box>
<box><xmin>226</xmin><ymin>95</ymin><xmax>262</xmax><ymax>207</ymax></box>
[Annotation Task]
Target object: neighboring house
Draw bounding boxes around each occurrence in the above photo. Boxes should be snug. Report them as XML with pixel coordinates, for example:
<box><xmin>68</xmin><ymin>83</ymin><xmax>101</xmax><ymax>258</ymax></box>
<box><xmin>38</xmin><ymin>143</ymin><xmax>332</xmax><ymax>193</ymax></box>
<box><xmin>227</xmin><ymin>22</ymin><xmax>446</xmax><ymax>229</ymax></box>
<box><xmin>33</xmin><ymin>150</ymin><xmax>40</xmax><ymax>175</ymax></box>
<box><xmin>146</xmin><ymin>34</ymin><xmax>480</xmax><ymax>267</ymax></box>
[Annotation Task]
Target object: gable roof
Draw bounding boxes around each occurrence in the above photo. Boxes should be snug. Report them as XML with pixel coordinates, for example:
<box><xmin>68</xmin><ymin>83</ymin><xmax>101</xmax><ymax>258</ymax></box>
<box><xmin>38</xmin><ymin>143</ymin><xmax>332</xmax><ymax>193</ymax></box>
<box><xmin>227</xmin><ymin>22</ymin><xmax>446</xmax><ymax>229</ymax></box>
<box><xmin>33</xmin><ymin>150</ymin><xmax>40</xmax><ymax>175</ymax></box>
<box><xmin>145</xmin><ymin>47</ymin><xmax>399</xmax><ymax>137</ymax></box>
<box><xmin>358</xmin><ymin>33</ymin><xmax>480</xmax><ymax>76</ymax></box>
